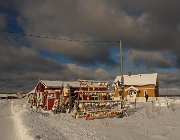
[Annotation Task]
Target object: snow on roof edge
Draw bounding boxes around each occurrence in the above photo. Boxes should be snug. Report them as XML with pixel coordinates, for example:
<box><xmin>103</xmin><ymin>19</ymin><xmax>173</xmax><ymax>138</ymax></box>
<box><xmin>114</xmin><ymin>73</ymin><xmax>158</xmax><ymax>86</ymax></box>
<box><xmin>39</xmin><ymin>80</ymin><xmax>80</xmax><ymax>88</ymax></box>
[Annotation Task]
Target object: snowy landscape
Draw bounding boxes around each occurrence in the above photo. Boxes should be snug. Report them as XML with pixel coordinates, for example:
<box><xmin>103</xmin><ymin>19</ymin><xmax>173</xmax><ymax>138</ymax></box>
<box><xmin>1</xmin><ymin>1</ymin><xmax>180</xmax><ymax>140</ymax></box>
<box><xmin>1</xmin><ymin>97</ymin><xmax>178</xmax><ymax>140</ymax></box>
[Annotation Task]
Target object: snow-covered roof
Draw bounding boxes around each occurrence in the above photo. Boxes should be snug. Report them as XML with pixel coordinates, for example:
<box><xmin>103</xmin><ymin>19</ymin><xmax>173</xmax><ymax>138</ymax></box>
<box><xmin>40</xmin><ymin>80</ymin><xmax>81</xmax><ymax>88</ymax></box>
<box><xmin>39</xmin><ymin>80</ymin><xmax>107</xmax><ymax>88</ymax></box>
<box><xmin>0</xmin><ymin>94</ymin><xmax>8</xmax><ymax>98</ymax></box>
<box><xmin>114</xmin><ymin>73</ymin><xmax>158</xmax><ymax>86</ymax></box>
<box><xmin>0</xmin><ymin>94</ymin><xmax>17</xmax><ymax>97</ymax></box>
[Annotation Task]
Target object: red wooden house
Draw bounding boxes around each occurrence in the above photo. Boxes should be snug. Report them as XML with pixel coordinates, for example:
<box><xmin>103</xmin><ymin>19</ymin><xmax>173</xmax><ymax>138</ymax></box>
<box><xmin>34</xmin><ymin>80</ymin><xmax>111</xmax><ymax>110</ymax></box>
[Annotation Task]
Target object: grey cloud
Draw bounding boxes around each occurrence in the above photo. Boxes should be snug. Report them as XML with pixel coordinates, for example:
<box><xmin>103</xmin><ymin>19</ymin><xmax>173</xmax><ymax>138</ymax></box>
<box><xmin>159</xmin><ymin>72</ymin><xmax>180</xmax><ymax>87</ymax></box>
<box><xmin>174</xmin><ymin>54</ymin><xmax>180</xmax><ymax>68</ymax></box>
<box><xmin>25</xmin><ymin>37</ymin><xmax>116</xmax><ymax>66</ymax></box>
<box><xmin>14</xmin><ymin>0</ymin><xmax>137</xmax><ymax>65</ymax></box>
<box><xmin>157</xmin><ymin>72</ymin><xmax>180</xmax><ymax>95</ymax></box>
<box><xmin>66</xmin><ymin>64</ymin><xmax>114</xmax><ymax>80</ymax></box>
<box><xmin>0</xmin><ymin>14</ymin><xmax>6</xmax><ymax>29</ymax></box>
<box><xmin>1</xmin><ymin>0</ymin><xmax>180</xmax><ymax>92</ymax></box>
<box><xmin>14</xmin><ymin>0</ymin><xmax>180</xmax><ymax>66</ymax></box>
<box><xmin>103</xmin><ymin>0</ymin><xmax>180</xmax><ymax>53</ymax></box>
<box><xmin>127</xmin><ymin>49</ymin><xmax>176</xmax><ymax>69</ymax></box>
<box><xmin>0</xmin><ymin>35</ymin><xmax>113</xmax><ymax>92</ymax></box>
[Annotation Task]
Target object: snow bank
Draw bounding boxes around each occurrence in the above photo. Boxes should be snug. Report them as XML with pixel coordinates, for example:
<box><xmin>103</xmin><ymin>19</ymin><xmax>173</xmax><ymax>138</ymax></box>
<box><xmin>154</xmin><ymin>97</ymin><xmax>180</xmax><ymax>107</ymax></box>
<box><xmin>130</xmin><ymin>97</ymin><xmax>180</xmax><ymax>107</ymax></box>
<box><xmin>10</xmin><ymin>98</ymin><xmax>180</xmax><ymax>140</ymax></box>
<box><xmin>11</xmin><ymin>101</ymin><xmax>33</xmax><ymax>140</ymax></box>
<box><xmin>135</xmin><ymin>97</ymin><xmax>158</xmax><ymax>102</ymax></box>
<box><xmin>0</xmin><ymin>99</ymin><xmax>5</xmax><ymax>104</ymax></box>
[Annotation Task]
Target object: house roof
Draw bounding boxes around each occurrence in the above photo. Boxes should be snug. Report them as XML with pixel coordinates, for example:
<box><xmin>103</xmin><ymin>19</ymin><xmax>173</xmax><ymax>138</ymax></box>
<box><xmin>0</xmin><ymin>94</ymin><xmax>17</xmax><ymax>98</ymax></box>
<box><xmin>114</xmin><ymin>73</ymin><xmax>158</xmax><ymax>86</ymax></box>
<box><xmin>0</xmin><ymin>94</ymin><xmax>8</xmax><ymax>98</ymax></box>
<box><xmin>40</xmin><ymin>80</ymin><xmax>80</xmax><ymax>88</ymax></box>
<box><xmin>39</xmin><ymin>80</ymin><xmax>108</xmax><ymax>88</ymax></box>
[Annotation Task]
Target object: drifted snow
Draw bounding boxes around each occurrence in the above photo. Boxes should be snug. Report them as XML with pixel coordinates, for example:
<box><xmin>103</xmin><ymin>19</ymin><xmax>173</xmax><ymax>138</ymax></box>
<box><xmin>12</xmin><ymin>97</ymin><xmax>180</xmax><ymax>140</ymax></box>
<box><xmin>11</xmin><ymin>101</ymin><xmax>33</xmax><ymax>140</ymax></box>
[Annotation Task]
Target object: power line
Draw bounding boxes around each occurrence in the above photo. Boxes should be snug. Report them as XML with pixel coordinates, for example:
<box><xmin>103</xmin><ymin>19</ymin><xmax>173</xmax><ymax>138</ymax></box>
<box><xmin>0</xmin><ymin>29</ymin><xmax>116</xmax><ymax>43</ymax></box>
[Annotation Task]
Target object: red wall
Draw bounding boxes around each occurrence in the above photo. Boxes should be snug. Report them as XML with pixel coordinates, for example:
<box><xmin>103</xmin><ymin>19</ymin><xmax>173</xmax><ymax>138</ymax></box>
<box><xmin>34</xmin><ymin>81</ymin><xmax>109</xmax><ymax>110</ymax></box>
<box><xmin>47</xmin><ymin>97</ymin><xmax>56</xmax><ymax>110</ymax></box>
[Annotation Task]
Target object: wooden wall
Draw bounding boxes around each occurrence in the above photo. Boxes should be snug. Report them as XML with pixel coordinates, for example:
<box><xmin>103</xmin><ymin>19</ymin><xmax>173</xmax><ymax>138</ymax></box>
<box><xmin>123</xmin><ymin>84</ymin><xmax>159</xmax><ymax>97</ymax></box>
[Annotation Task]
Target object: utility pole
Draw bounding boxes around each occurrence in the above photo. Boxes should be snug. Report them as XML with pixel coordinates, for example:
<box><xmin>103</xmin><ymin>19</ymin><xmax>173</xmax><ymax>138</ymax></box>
<box><xmin>119</xmin><ymin>40</ymin><xmax>124</xmax><ymax>99</ymax></box>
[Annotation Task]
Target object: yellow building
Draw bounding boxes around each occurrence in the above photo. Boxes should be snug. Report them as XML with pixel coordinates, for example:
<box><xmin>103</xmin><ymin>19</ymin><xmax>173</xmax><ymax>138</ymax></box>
<box><xmin>114</xmin><ymin>73</ymin><xmax>159</xmax><ymax>98</ymax></box>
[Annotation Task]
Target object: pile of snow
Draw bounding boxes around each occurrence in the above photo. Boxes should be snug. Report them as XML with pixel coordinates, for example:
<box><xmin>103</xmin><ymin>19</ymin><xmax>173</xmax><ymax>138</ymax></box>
<box><xmin>0</xmin><ymin>99</ymin><xmax>5</xmax><ymax>104</ymax></box>
<box><xmin>129</xmin><ymin>97</ymin><xmax>180</xmax><ymax>107</ymax></box>
<box><xmin>10</xmin><ymin>98</ymin><xmax>180</xmax><ymax>140</ymax></box>
<box><xmin>155</xmin><ymin>97</ymin><xmax>180</xmax><ymax>107</ymax></box>
<box><xmin>11</xmin><ymin>101</ymin><xmax>33</xmax><ymax>140</ymax></box>
<box><xmin>131</xmin><ymin>97</ymin><xmax>157</xmax><ymax>103</ymax></box>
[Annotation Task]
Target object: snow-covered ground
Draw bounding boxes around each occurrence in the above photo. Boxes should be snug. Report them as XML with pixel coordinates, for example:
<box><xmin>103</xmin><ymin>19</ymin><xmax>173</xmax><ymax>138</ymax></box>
<box><xmin>11</xmin><ymin>101</ymin><xmax>33</xmax><ymax>140</ymax></box>
<box><xmin>11</xmin><ymin>97</ymin><xmax>180</xmax><ymax>140</ymax></box>
<box><xmin>0</xmin><ymin>99</ymin><xmax>5</xmax><ymax>104</ymax></box>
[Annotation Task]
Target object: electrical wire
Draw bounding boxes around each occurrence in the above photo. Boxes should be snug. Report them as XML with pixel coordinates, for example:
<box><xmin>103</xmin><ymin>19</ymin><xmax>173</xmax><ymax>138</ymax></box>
<box><xmin>0</xmin><ymin>29</ymin><xmax>117</xmax><ymax>43</ymax></box>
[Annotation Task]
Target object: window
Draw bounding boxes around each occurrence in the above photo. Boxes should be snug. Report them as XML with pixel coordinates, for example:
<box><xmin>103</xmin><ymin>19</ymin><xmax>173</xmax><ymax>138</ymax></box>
<box><xmin>144</xmin><ymin>90</ymin><xmax>147</xmax><ymax>96</ymax></box>
<box><xmin>128</xmin><ymin>90</ymin><xmax>137</xmax><ymax>95</ymax></box>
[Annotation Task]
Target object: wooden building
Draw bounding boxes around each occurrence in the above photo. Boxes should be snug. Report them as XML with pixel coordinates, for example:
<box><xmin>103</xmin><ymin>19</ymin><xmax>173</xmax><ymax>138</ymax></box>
<box><xmin>34</xmin><ymin>80</ymin><xmax>110</xmax><ymax>110</ymax></box>
<box><xmin>76</xmin><ymin>79</ymin><xmax>111</xmax><ymax>100</ymax></box>
<box><xmin>114</xmin><ymin>73</ymin><xmax>159</xmax><ymax>99</ymax></box>
<box><xmin>72</xmin><ymin>80</ymin><xmax>122</xmax><ymax>120</ymax></box>
<box><xmin>35</xmin><ymin>80</ymin><xmax>76</xmax><ymax>110</ymax></box>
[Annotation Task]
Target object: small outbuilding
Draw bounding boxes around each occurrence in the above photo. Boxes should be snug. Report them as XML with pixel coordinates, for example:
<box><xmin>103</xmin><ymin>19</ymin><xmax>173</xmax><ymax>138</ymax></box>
<box><xmin>35</xmin><ymin>80</ymin><xmax>69</xmax><ymax>110</ymax></box>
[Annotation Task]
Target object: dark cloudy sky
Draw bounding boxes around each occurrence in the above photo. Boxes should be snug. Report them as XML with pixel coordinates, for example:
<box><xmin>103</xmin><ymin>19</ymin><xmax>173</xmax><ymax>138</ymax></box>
<box><xmin>0</xmin><ymin>0</ymin><xmax>180</xmax><ymax>94</ymax></box>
